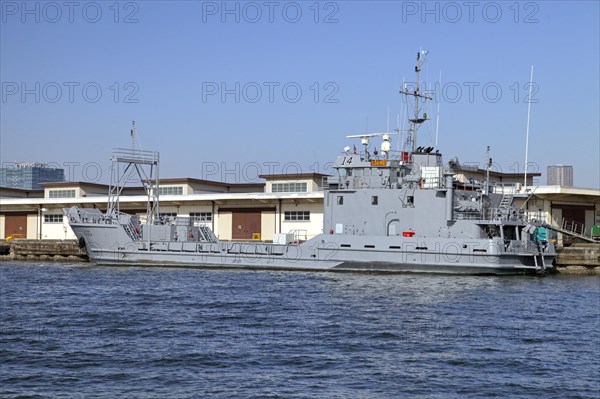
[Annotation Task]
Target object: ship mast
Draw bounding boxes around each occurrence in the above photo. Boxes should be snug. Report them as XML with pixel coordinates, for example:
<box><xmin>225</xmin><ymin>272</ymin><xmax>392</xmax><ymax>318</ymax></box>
<box><xmin>400</xmin><ymin>50</ymin><xmax>432</xmax><ymax>154</ymax></box>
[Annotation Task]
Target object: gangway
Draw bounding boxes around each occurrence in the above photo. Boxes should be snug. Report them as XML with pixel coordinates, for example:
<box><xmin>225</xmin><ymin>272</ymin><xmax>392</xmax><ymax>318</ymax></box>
<box><xmin>541</xmin><ymin>218</ymin><xmax>600</xmax><ymax>243</ymax></box>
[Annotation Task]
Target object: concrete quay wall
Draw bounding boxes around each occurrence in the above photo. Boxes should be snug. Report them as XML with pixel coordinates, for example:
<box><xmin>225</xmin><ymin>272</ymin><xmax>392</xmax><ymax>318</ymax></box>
<box><xmin>554</xmin><ymin>244</ymin><xmax>600</xmax><ymax>274</ymax></box>
<box><xmin>0</xmin><ymin>240</ymin><xmax>87</xmax><ymax>262</ymax></box>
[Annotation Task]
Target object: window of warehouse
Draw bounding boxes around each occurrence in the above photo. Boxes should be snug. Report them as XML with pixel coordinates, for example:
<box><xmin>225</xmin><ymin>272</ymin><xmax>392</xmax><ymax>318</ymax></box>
<box><xmin>159</xmin><ymin>186</ymin><xmax>183</xmax><ymax>195</ymax></box>
<box><xmin>48</xmin><ymin>189</ymin><xmax>76</xmax><ymax>198</ymax></box>
<box><xmin>44</xmin><ymin>214</ymin><xmax>63</xmax><ymax>223</ymax></box>
<box><xmin>190</xmin><ymin>212</ymin><xmax>212</xmax><ymax>222</ymax></box>
<box><xmin>272</xmin><ymin>182</ymin><xmax>307</xmax><ymax>193</ymax></box>
<box><xmin>284</xmin><ymin>211</ymin><xmax>310</xmax><ymax>221</ymax></box>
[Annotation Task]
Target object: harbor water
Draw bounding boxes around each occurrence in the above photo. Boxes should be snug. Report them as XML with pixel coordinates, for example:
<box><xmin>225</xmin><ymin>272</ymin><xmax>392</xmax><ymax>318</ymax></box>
<box><xmin>1</xmin><ymin>262</ymin><xmax>599</xmax><ymax>398</ymax></box>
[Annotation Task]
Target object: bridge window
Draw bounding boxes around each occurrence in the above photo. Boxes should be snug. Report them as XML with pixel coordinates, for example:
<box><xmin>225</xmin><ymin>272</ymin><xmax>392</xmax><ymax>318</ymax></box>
<box><xmin>337</xmin><ymin>196</ymin><xmax>344</xmax><ymax>205</ymax></box>
<box><xmin>371</xmin><ymin>196</ymin><xmax>378</xmax><ymax>205</ymax></box>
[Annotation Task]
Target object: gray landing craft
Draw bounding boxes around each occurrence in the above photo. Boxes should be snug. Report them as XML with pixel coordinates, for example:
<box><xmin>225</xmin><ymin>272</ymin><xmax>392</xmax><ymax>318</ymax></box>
<box><xmin>66</xmin><ymin>52</ymin><xmax>556</xmax><ymax>275</ymax></box>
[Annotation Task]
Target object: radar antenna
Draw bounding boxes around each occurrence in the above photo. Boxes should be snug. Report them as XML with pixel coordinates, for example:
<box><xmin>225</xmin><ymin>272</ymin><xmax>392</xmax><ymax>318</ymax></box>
<box><xmin>346</xmin><ymin>132</ymin><xmax>399</xmax><ymax>160</ymax></box>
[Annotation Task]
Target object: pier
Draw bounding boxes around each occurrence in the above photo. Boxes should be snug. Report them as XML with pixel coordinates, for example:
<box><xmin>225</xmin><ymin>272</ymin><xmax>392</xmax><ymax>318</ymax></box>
<box><xmin>554</xmin><ymin>243</ymin><xmax>600</xmax><ymax>274</ymax></box>
<box><xmin>0</xmin><ymin>240</ymin><xmax>87</xmax><ymax>262</ymax></box>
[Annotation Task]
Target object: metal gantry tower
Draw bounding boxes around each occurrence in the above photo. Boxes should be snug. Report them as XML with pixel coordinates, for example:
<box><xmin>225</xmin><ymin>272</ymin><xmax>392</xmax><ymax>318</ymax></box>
<box><xmin>108</xmin><ymin>122</ymin><xmax>160</xmax><ymax>224</ymax></box>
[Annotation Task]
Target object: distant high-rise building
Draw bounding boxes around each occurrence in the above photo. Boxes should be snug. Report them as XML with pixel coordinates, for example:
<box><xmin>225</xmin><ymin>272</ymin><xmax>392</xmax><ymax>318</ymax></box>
<box><xmin>0</xmin><ymin>163</ymin><xmax>65</xmax><ymax>190</ymax></box>
<box><xmin>547</xmin><ymin>165</ymin><xmax>573</xmax><ymax>186</ymax></box>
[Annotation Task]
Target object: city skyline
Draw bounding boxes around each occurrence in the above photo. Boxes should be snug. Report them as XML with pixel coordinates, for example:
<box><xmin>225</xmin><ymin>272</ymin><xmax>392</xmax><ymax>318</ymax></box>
<box><xmin>547</xmin><ymin>164</ymin><xmax>574</xmax><ymax>187</ymax></box>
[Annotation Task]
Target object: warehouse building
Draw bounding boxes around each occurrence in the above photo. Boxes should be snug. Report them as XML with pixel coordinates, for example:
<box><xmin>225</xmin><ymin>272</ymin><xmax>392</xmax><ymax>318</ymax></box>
<box><xmin>0</xmin><ymin>174</ymin><xmax>327</xmax><ymax>242</ymax></box>
<box><xmin>1</xmin><ymin>171</ymin><xmax>598</xmax><ymax>244</ymax></box>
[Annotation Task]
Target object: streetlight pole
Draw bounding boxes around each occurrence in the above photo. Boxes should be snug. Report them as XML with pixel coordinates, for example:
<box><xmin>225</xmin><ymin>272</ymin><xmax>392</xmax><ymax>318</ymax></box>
<box><xmin>38</xmin><ymin>207</ymin><xmax>47</xmax><ymax>240</ymax></box>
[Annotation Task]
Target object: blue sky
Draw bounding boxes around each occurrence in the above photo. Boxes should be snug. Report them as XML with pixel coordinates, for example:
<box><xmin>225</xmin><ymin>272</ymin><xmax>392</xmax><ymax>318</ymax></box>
<box><xmin>1</xmin><ymin>0</ymin><xmax>599</xmax><ymax>187</ymax></box>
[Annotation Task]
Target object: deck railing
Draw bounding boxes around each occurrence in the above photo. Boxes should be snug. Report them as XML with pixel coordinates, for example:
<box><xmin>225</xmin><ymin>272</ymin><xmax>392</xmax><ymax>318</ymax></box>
<box><xmin>490</xmin><ymin>183</ymin><xmax>520</xmax><ymax>195</ymax></box>
<box><xmin>454</xmin><ymin>207</ymin><xmax>526</xmax><ymax>222</ymax></box>
<box><xmin>561</xmin><ymin>218</ymin><xmax>586</xmax><ymax>236</ymax></box>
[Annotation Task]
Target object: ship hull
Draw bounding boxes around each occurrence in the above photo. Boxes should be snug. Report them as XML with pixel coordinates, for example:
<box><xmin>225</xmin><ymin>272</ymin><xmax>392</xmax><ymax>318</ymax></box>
<box><xmin>89</xmin><ymin>256</ymin><xmax>545</xmax><ymax>275</ymax></box>
<box><xmin>73</xmin><ymin>224</ymin><xmax>554</xmax><ymax>276</ymax></box>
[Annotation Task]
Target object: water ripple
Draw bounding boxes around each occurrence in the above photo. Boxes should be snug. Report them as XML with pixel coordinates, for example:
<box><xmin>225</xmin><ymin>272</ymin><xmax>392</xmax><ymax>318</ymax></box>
<box><xmin>1</xmin><ymin>262</ymin><xmax>599</xmax><ymax>398</ymax></box>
